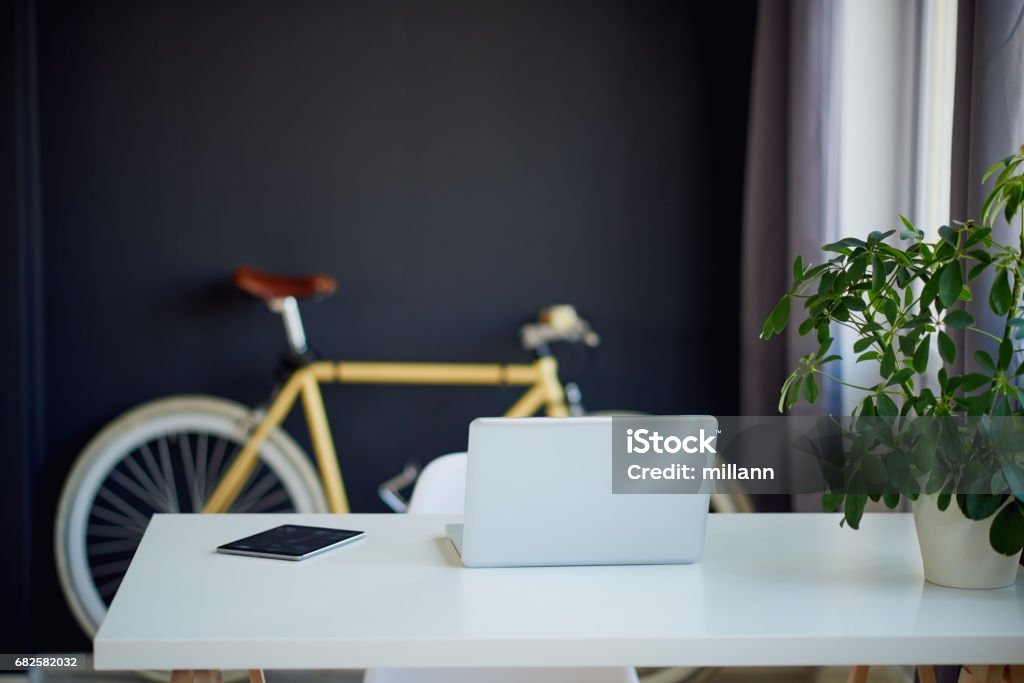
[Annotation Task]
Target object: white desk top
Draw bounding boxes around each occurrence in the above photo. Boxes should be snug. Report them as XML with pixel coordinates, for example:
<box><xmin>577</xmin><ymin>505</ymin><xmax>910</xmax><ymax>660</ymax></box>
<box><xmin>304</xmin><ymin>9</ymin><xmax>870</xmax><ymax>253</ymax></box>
<box><xmin>94</xmin><ymin>513</ymin><xmax>1024</xmax><ymax>670</ymax></box>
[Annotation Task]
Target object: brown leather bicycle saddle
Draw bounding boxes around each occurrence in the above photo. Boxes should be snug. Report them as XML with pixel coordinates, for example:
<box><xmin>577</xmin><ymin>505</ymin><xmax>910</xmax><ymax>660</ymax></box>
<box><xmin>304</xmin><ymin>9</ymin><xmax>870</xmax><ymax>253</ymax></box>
<box><xmin>233</xmin><ymin>266</ymin><xmax>337</xmax><ymax>300</ymax></box>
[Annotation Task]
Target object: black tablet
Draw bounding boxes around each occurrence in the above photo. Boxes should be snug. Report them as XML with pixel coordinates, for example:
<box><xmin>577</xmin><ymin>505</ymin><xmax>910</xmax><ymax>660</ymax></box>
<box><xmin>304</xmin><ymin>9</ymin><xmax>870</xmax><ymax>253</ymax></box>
<box><xmin>216</xmin><ymin>524</ymin><xmax>365</xmax><ymax>561</ymax></box>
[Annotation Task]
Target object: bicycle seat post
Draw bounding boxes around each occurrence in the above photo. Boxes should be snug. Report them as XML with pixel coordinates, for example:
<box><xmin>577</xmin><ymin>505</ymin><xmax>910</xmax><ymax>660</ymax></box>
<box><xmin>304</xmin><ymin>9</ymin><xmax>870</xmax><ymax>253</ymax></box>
<box><xmin>268</xmin><ymin>296</ymin><xmax>308</xmax><ymax>356</ymax></box>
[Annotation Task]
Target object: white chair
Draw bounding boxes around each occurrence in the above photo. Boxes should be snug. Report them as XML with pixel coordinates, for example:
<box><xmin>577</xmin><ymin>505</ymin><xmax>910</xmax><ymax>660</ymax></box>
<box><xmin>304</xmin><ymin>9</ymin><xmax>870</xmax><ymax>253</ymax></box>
<box><xmin>363</xmin><ymin>452</ymin><xmax>640</xmax><ymax>683</ymax></box>
<box><xmin>405</xmin><ymin>452</ymin><xmax>468</xmax><ymax>514</ymax></box>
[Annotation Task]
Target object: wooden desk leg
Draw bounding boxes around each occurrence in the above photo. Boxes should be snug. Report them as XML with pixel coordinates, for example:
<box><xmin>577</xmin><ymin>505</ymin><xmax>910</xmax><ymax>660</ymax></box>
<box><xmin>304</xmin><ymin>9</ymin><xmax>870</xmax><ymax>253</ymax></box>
<box><xmin>249</xmin><ymin>670</ymin><xmax>267</xmax><ymax>683</ymax></box>
<box><xmin>965</xmin><ymin>666</ymin><xmax>1005</xmax><ymax>683</ymax></box>
<box><xmin>918</xmin><ymin>666</ymin><xmax>938</xmax><ymax>683</ymax></box>
<box><xmin>985</xmin><ymin>666</ymin><xmax>1004</xmax><ymax>683</ymax></box>
<box><xmin>848</xmin><ymin>666</ymin><xmax>870</xmax><ymax>683</ymax></box>
<box><xmin>171</xmin><ymin>672</ymin><xmax>195</xmax><ymax>683</ymax></box>
<box><xmin>193</xmin><ymin>671</ymin><xmax>223</xmax><ymax>683</ymax></box>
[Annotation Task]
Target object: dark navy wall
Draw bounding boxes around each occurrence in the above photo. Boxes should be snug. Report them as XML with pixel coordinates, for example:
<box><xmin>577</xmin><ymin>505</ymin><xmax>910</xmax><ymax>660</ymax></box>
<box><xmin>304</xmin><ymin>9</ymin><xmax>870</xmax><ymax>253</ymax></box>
<box><xmin>5</xmin><ymin>0</ymin><xmax>755</xmax><ymax>651</ymax></box>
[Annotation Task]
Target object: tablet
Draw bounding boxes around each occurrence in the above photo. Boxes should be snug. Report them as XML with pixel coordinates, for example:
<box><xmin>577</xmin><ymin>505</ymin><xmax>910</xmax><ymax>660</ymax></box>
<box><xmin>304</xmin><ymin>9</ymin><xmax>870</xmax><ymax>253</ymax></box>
<box><xmin>216</xmin><ymin>524</ymin><xmax>365</xmax><ymax>561</ymax></box>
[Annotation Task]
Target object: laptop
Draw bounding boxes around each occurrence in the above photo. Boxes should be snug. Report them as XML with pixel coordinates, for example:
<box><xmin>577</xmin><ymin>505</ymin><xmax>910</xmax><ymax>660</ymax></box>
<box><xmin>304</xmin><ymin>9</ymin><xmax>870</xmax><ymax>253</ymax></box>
<box><xmin>446</xmin><ymin>416</ymin><xmax>714</xmax><ymax>567</ymax></box>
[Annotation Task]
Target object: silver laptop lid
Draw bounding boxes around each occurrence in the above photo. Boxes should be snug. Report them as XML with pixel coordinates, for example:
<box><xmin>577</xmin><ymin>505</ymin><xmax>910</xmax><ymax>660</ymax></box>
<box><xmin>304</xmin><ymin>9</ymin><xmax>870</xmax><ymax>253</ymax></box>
<box><xmin>459</xmin><ymin>416</ymin><xmax>713</xmax><ymax>567</ymax></box>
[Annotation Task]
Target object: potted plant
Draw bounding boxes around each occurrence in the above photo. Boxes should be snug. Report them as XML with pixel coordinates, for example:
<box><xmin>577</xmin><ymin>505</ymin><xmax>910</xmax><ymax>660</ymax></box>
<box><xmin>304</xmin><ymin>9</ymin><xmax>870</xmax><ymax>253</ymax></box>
<box><xmin>760</xmin><ymin>146</ymin><xmax>1024</xmax><ymax>588</ymax></box>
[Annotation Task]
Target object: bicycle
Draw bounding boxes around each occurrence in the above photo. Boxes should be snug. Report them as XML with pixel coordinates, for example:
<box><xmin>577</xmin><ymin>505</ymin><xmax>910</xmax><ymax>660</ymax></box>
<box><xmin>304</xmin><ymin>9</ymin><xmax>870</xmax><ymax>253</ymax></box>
<box><xmin>55</xmin><ymin>266</ymin><xmax>751</xmax><ymax>641</ymax></box>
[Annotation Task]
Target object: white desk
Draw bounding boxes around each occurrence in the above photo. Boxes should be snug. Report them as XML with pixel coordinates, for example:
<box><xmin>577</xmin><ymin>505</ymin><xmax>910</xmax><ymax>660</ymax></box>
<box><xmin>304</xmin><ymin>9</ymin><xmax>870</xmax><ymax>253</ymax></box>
<box><xmin>94</xmin><ymin>513</ymin><xmax>1024</xmax><ymax>670</ymax></box>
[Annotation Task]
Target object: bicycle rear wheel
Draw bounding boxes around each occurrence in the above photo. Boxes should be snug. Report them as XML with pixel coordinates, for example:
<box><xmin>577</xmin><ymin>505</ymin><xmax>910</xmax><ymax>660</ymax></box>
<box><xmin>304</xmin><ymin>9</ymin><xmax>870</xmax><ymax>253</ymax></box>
<box><xmin>55</xmin><ymin>395</ymin><xmax>327</xmax><ymax>637</ymax></box>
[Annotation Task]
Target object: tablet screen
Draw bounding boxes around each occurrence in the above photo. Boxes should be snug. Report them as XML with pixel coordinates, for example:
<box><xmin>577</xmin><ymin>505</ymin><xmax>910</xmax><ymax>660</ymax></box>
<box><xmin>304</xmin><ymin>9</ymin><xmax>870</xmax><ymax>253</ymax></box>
<box><xmin>217</xmin><ymin>524</ymin><xmax>364</xmax><ymax>560</ymax></box>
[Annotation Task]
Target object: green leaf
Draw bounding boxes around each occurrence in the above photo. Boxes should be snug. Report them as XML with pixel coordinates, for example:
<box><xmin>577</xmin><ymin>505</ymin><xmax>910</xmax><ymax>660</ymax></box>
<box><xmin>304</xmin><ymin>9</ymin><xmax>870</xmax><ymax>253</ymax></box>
<box><xmin>816</xmin><ymin>324</ymin><xmax>830</xmax><ymax>346</ymax></box>
<box><xmin>802</xmin><ymin>373</ymin><xmax>820</xmax><ymax>403</ymax></box>
<box><xmin>1006</xmin><ymin>180</ymin><xmax>1023</xmax><ymax>223</ymax></box>
<box><xmin>959</xmin><ymin>284</ymin><xmax>973</xmax><ymax>301</ymax></box>
<box><xmin>822</xmin><ymin>492</ymin><xmax>844</xmax><ymax>512</ymax></box>
<box><xmin>856</xmin><ymin>351</ymin><xmax>879</xmax><ymax>363</ymax></box>
<box><xmin>883</xmin><ymin>492</ymin><xmax>901</xmax><ymax>509</ymax></box>
<box><xmin>915</xmin><ymin>387</ymin><xmax>937</xmax><ymax>411</ymax></box>
<box><xmin>1000</xmin><ymin>337</ymin><xmax>1014</xmax><ymax>370</ymax></box>
<box><xmin>920</xmin><ymin>273</ymin><xmax>941</xmax><ymax>309</ymax></box>
<box><xmin>989</xmin><ymin>269</ymin><xmax>1012</xmax><ymax>316</ymax></box>
<box><xmin>897</xmin><ymin>333</ymin><xmax>916</xmax><ymax>357</ymax></box>
<box><xmin>818</xmin><ymin>271</ymin><xmax>836</xmax><ymax>297</ymax></box>
<box><xmin>793</xmin><ymin>255</ymin><xmax>803</xmax><ymax>282</ymax></box>
<box><xmin>975</xmin><ymin>349</ymin><xmax>996</xmax><ymax>372</ymax></box>
<box><xmin>843</xmin><ymin>295</ymin><xmax>867</xmax><ymax>312</ymax></box>
<box><xmin>944</xmin><ymin>310</ymin><xmax>975</xmax><ymax>328</ymax></box>
<box><xmin>786</xmin><ymin>376</ymin><xmax>803</xmax><ymax>411</ymax></box>
<box><xmin>862</xmin><ymin>454</ymin><xmax>888</xmax><ymax>485</ymax></box>
<box><xmin>778</xmin><ymin>375</ymin><xmax>795</xmax><ymax>413</ymax></box>
<box><xmin>844</xmin><ymin>494</ymin><xmax>867</xmax><ymax>529</ymax></box>
<box><xmin>989</xmin><ymin>501</ymin><xmax>1024</xmax><ymax>556</ymax></box>
<box><xmin>876</xmin><ymin>392</ymin><xmax>898</xmax><ymax>417</ymax></box>
<box><xmin>937</xmin><ymin>492</ymin><xmax>952</xmax><ymax>511</ymax></box>
<box><xmin>957</xmin><ymin>493</ymin><xmax>1005</xmax><ymax>521</ymax></box>
<box><xmin>968</xmin><ymin>262</ymin><xmax>989</xmax><ymax>281</ymax></box>
<box><xmin>888</xmin><ymin>368</ymin><xmax>915</xmax><ymax>387</ymax></box>
<box><xmin>848</xmin><ymin>253</ymin><xmax>868</xmax><ymax>282</ymax></box>
<box><xmin>938</xmin><ymin>262</ymin><xmax>963</xmax><ymax>308</ymax></box>
<box><xmin>765</xmin><ymin>296</ymin><xmax>791</xmax><ymax>337</ymax></box>
<box><xmin>880</xmin><ymin>346</ymin><xmax>896</xmax><ymax>376</ymax></box>
<box><xmin>982</xmin><ymin>157</ymin><xmax>1009</xmax><ymax>183</ymax></box>
<box><xmin>911</xmin><ymin>435</ymin><xmax>936</xmax><ymax>471</ymax></box>
<box><xmin>871</xmin><ymin>254</ymin><xmax>885</xmax><ymax>292</ymax></box>
<box><xmin>965</xmin><ymin>226</ymin><xmax>993</xmax><ymax>247</ymax></box>
<box><xmin>935</xmin><ymin>240</ymin><xmax>955</xmax><ymax>261</ymax></box>
<box><xmin>899</xmin><ymin>214</ymin><xmax>916</xmax><ymax>234</ymax></box>
<box><xmin>823</xmin><ymin>238</ymin><xmax>866</xmax><ymax>254</ymax></box>
<box><xmin>967</xmin><ymin>249</ymin><xmax>992</xmax><ymax>264</ymax></box>
<box><xmin>938</xmin><ymin>330</ymin><xmax>956</xmax><ymax>365</ymax></box>
<box><xmin>1003</xmin><ymin>462</ymin><xmax>1024</xmax><ymax>503</ymax></box>
<box><xmin>853</xmin><ymin>337</ymin><xmax>875</xmax><ymax>353</ymax></box>
<box><xmin>938</xmin><ymin>225</ymin><xmax>958</xmax><ymax>248</ymax></box>
<box><xmin>859</xmin><ymin>396</ymin><xmax>876</xmax><ymax>416</ymax></box>
<box><xmin>925</xmin><ymin>467</ymin><xmax>946</xmax><ymax>495</ymax></box>
<box><xmin>867</xmin><ymin>229</ymin><xmax>896</xmax><ymax>246</ymax></box>
<box><xmin>960</xmin><ymin>373</ymin><xmax>992</xmax><ymax>392</ymax></box>
<box><xmin>912</xmin><ymin>336</ymin><xmax>930</xmax><ymax>374</ymax></box>
<box><xmin>883</xmin><ymin>298</ymin><xmax>899</xmax><ymax>324</ymax></box>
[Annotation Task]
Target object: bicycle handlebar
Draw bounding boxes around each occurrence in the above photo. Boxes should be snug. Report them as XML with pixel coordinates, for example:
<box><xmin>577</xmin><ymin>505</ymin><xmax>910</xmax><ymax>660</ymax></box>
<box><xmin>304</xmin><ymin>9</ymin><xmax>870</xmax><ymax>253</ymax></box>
<box><xmin>520</xmin><ymin>305</ymin><xmax>600</xmax><ymax>351</ymax></box>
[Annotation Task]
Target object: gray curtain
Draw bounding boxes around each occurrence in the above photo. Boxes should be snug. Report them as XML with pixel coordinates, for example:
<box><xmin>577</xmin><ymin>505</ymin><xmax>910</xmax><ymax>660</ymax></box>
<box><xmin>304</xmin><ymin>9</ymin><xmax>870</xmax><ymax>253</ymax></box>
<box><xmin>947</xmin><ymin>3</ymin><xmax>1024</xmax><ymax>637</ymax></box>
<box><xmin>740</xmin><ymin>0</ymin><xmax>842</xmax><ymax>417</ymax></box>
<box><xmin>951</xmin><ymin>0</ymin><xmax>1024</xmax><ymax>377</ymax></box>
<box><xmin>740</xmin><ymin>0</ymin><xmax>842</xmax><ymax>512</ymax></box>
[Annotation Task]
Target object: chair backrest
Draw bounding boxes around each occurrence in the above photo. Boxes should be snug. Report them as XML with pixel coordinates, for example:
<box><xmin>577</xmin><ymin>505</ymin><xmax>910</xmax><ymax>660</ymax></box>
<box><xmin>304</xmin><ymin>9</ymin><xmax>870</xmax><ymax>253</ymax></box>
<box><xmin>406</xmin><ymin>452</ymin><xmax>467</xmax><ymax>515</ymax></box>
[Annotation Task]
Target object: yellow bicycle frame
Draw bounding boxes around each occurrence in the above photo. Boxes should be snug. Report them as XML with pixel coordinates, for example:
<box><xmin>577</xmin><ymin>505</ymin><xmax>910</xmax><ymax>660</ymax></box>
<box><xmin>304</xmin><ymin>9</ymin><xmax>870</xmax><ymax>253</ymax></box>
<box><xmin>203</xmin><ymin>356</ymin><xmax>567</xmax><ymax>514</ymax></box>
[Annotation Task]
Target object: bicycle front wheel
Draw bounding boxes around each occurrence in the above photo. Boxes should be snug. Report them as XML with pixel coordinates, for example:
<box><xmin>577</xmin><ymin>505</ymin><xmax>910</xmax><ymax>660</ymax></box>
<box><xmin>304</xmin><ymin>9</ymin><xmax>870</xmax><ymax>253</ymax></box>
<box><xmin>55</xmin><ymin>395</ymin><xmax>327</xmax><ymax>638</ymax></box>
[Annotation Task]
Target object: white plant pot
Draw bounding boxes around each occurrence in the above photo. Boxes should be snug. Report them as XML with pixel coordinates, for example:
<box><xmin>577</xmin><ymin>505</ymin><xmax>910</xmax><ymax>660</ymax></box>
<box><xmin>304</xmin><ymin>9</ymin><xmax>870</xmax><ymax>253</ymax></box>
<box><xmin>912</xmin><ymin>494</ymin><xmax>1022</xmax><ymax>589</ymax></box>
